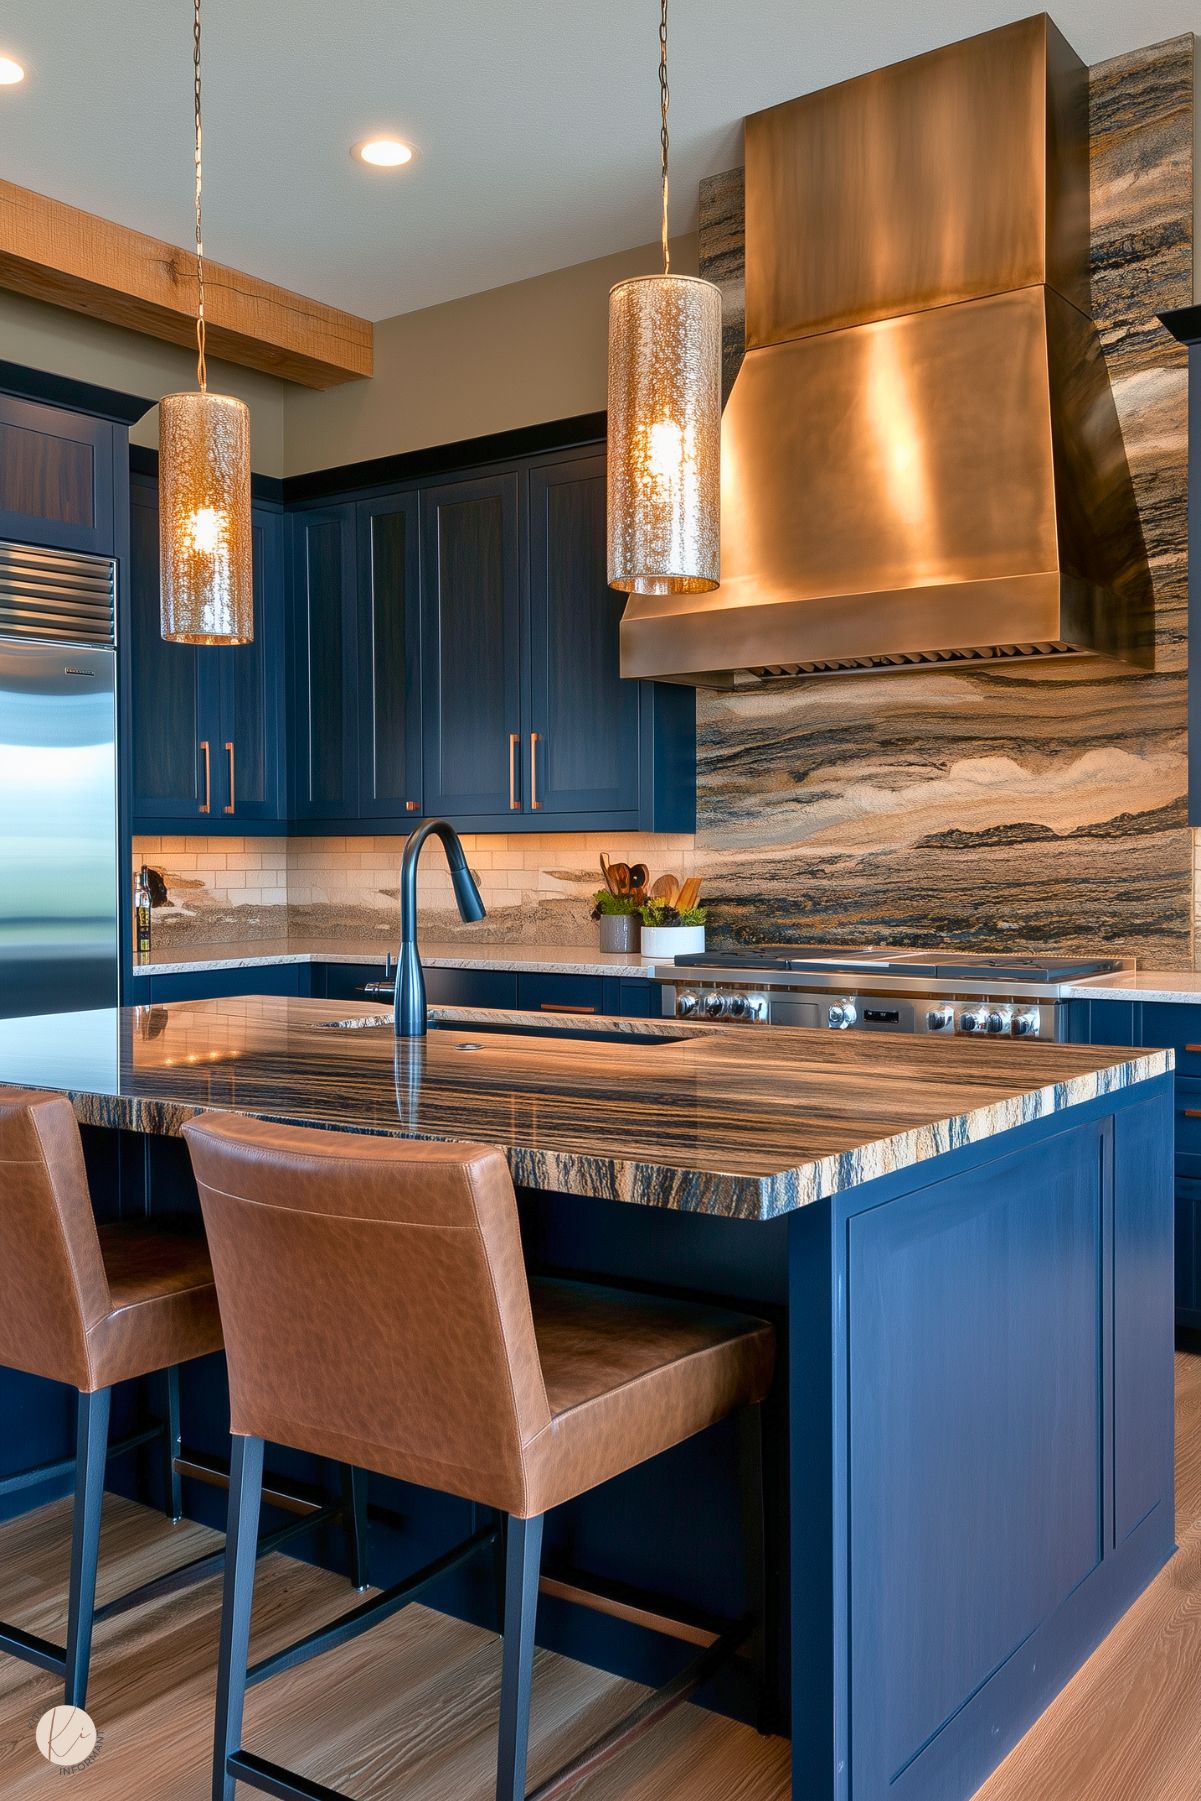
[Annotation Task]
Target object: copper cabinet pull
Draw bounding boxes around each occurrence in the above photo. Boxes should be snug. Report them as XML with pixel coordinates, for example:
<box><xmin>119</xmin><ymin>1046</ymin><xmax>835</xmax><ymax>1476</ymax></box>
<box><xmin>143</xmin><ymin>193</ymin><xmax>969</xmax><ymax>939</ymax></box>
<box><xmin>530</xmin><ymin>731</ymin><xmax>542</xmax><ymax>809</ymax></box>
<box><xmin>224</xmin><ymin>741</ymin><xmax>235</xmax><ymax>814</ymax></box>
<box><xmin>199</xmin><ymin>741</ymin><xmax>210</xmax><ymax>814</ymax></box>
<box><xmin>1184</xmin><ymin>1110</ymin><xmax>1201</xmax><ymax>1119</ymax></box>
<box><xmin>1185</xmin><ymin>1045</ymin><xmax>1201</xmax><ymax>1054</ymax></box>
<box><xmin>509</xmin><ymin>732</ymin><xmax>521</xmax><ymax>810</ymax></box>
<box><xmin>539</xmin><ymin>1003</ymin><xmax>596</xmax><ymax>1014</ymax></box>
<box><xmin>405</xmin><ymin>800</ymin><xmax>419</xmax><ymax>812</ymax></box>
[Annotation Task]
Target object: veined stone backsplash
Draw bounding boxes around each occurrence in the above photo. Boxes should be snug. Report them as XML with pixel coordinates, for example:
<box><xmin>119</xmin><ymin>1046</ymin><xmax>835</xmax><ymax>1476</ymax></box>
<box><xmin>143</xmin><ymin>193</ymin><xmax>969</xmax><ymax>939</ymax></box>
<box><xmin>132</xmin><ymin>833</ymin><xmax>700</xmax><ymax>948</ymax></box>
<box><xmin>135</xmin><ymin>35</ymin><xmax>1197</xmax><ymax>970</ymax></box>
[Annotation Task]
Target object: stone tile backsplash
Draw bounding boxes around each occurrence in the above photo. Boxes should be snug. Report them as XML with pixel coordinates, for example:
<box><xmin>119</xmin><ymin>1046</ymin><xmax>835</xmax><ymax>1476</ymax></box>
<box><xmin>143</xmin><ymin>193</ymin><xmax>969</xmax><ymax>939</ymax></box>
<box><xmin>132</xmin><ymin>833</ymin><xmax>700</xmax><ymax>947</ymax></box>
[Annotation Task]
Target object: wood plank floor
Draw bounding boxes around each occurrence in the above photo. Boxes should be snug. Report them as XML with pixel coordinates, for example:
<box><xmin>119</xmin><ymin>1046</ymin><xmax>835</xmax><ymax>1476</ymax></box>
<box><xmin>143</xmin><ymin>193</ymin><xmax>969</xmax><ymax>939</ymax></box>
<box><xmin>0</xmin><ymin>1351</ymin><xmax>1196</xmax><ymax>1799</ymax></box>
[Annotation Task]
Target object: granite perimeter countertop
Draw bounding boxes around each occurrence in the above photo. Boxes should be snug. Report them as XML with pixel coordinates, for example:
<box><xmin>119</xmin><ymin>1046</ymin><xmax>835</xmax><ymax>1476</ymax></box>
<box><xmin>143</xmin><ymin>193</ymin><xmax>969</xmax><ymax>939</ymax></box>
<box><xmin>1067</xmin><ymin>971</ymin><xmax>1201</xmax><ymax>1004</ymax></box>
<box><xmin>0</xmin><ymin>998</ymin><xmax>1171</xmax><ymax>1222</ymax></box>
<box><xmin>130</xmin><ymin>939</ymin><xmax>660</xmax><ymax>981</ymax></box>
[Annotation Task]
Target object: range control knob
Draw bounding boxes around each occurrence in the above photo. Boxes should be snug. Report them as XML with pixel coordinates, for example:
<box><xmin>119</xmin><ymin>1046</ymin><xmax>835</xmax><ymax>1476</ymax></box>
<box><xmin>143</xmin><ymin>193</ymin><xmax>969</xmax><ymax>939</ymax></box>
<box><xmin>1012</xmin><ymin>1008</ymin><xmax>1041</xmax><ymax>1038</ymax></box>
<box><xmin>985</xmin><ymin>1006</ymin><xmax>1014</xmax><ymax>1035</ymax></box>
<box><xmin>957</xmin><ymin>1006</ymin><xmax>989</xmax><ymax>1034</ymax></box>
<box><xmin>703</xmin><ymin>992</ymin><xmax>728</xmax><ymax>1019</ymax></box>
<box><xmin>724</xmin><ymin>993</ymin><xmax>749</xmax><ymax>1019</ymax></box>
<box><xmin>676</xmin><ymin>991</ymin><xmax>699</xmax><ymax>1018</ymax></box>
<box><xmin>827</xmin><ymin>998</ymin><xmax>858</xmax><ymax>1030</ymax></box>
<box><xmin>926</xmin><ymin>1005</ymin><xmax>955</xmax><ymax>1032</ymax></box>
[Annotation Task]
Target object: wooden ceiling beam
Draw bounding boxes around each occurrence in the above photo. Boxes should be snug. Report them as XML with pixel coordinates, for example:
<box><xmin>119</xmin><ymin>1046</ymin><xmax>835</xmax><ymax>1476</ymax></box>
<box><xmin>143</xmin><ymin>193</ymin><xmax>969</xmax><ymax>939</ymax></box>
<box><xmin>0</xmin><ymin>179</ymin><xmax>373</xmax><ymax>389</ymax></box>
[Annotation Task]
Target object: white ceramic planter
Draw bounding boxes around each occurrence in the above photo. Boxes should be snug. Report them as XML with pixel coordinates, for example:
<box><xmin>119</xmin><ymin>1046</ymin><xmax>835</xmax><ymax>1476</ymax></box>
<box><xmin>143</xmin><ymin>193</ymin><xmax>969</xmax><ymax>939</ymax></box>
<box><xmin>639</xmin><ymin>924</ymin><xmax>706</xmax><ymax>958</ymax></box>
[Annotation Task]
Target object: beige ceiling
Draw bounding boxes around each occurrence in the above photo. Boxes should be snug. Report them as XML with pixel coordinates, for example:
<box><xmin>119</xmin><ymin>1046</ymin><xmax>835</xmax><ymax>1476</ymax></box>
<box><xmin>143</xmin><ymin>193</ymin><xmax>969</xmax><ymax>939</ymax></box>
<box><xmin>0</xmin><ymin>2</ymin><xmax>1193</xmax><ymax>322</ymax></box>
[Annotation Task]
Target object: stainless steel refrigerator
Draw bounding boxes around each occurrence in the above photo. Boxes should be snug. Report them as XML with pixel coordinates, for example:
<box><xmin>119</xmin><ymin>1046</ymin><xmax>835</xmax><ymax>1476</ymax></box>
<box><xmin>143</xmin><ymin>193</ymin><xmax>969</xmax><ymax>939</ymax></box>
<box><xmin>0</xmin><ymin>542</ymin><xmax>119</xmax><ymax>1020</ymax></box>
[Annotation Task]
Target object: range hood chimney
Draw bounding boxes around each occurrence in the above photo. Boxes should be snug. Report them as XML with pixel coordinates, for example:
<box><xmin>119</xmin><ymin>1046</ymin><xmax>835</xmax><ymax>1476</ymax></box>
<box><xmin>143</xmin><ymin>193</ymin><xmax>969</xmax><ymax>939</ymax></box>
<box><xmin>619</xmin><ymin>15</ymin><xmax>1154</xmax><ymax>686</ymax></box>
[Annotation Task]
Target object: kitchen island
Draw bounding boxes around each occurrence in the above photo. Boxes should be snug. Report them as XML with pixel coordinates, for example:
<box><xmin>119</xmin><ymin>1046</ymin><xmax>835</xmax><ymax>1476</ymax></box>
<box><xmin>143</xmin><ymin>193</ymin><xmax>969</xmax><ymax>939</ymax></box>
<box><xmin>0</xmin><ymin>998</ymin><xmax>1177</xmax><ymax>1801</ymax></box>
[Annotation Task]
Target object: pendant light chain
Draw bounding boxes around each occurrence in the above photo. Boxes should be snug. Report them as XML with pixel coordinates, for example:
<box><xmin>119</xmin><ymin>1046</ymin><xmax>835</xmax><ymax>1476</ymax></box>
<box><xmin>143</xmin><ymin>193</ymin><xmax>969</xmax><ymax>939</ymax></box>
<box><xmin>659</xmin><ymin>0</ymin><xmax>670</xmax><ymax>274</ymax></box>
<box><xmin>193</xmin><ymin>0</ymin><xmax>207</xmax><ymax>391</ymax></box>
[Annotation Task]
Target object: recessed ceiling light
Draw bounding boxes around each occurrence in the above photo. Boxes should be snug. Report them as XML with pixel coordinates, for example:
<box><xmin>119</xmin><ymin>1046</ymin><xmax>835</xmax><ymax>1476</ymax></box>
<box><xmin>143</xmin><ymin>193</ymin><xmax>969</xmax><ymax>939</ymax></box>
<box><xmin>0</xmin><ymin>55</ymin><xmax>25</xmax><ymax>85</ymax></box>
<box><xmin>352</xmin><ymin>137</ymin><xmax>418</xmax><ymax>169</ymax></box>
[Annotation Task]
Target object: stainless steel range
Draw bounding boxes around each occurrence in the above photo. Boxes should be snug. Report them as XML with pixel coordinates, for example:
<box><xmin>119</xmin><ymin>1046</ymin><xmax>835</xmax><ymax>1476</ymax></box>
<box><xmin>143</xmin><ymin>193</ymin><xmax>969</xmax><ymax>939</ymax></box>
<box><xmin>655</xmin><ymin>947</ymin><xmax>1132</xmax><ymax>1042</ymax></box>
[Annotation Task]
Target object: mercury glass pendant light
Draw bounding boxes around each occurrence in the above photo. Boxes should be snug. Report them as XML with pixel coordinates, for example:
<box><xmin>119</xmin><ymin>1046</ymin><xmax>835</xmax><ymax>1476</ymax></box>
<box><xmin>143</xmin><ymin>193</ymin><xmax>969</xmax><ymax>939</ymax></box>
<box><xmin>607</xmin><ymin>0</ymin><xmax>721</xmax><ymax>596</ymax></box>
<box><xmin>159</xmin><ymin>0</ymin><xmax>253</xmax><ymax>644</ymax></box>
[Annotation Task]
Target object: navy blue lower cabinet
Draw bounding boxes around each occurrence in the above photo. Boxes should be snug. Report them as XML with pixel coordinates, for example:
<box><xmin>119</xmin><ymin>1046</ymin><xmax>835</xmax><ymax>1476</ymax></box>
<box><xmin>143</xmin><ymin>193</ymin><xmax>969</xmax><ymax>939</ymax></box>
<box><xmin>136</xmin><ymin>965</ymin><xmax>308</xmax><ymax>1003</ymax></box>
<box><xmin>423</xmin><ymin>967</ymin><xmax>519</xmax><ymax>1009</ymax></box>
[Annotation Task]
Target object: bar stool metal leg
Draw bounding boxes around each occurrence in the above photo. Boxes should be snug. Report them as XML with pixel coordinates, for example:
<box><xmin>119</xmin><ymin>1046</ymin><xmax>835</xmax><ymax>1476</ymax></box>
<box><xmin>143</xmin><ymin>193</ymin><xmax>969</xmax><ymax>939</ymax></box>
<box><xmin>212</xmin><ymin>1435</ymin><xmax>265</xmax><ymax>1801</ymax></box>
<box><xmin>63</xmin><ymin>1387</ymin><xmax>111</xmax><ymax>1709</ymax></box>
<box><xmin>340</xmin><ymin>1465</ymin><xmax>369</xmax><ymax>1592</ymax></box>
<box><xmin>163</xmin><ymin>1365</ymin><xmax>183</xmax><ymax>1524</ymax></box>
<box><xmin>497</xmin><ymin>1512</ymin><xmax>544</xmax><ymax>1801</ymax></box>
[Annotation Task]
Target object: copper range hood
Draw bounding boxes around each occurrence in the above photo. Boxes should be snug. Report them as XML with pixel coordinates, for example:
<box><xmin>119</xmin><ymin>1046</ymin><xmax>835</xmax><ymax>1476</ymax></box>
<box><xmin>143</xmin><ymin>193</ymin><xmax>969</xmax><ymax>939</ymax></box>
<box><xmin>619</xmin><ymin>14</ymin><xmax>1154</xmax><ymax>686</ymax></box>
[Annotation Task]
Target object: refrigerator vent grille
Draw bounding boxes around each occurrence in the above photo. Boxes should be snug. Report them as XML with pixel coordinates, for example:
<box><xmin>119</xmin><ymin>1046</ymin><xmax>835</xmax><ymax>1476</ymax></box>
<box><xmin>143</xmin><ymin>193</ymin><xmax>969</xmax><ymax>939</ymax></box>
<box><xmin>0</xmin><ymin>540</ymin><xmax>117</xmax><ymax>647</ymax></box>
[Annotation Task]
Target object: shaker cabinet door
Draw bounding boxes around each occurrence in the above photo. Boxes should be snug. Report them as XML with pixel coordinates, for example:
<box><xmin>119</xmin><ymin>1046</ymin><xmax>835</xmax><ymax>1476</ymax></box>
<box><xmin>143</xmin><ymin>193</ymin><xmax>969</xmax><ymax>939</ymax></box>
<box><xmin>128</xmin><ymin>474</ymin><xmax>216</xmax><ymax>819</ymax></box>
<box><xmin>527</xmin><ymin>454</ymin><xmax>640</xmax><ymax>817</ymax></box>
<box><xmin>420</xmin><ymin>473</ymin><xmax>523</xmax><ymax>818</ymax></box>
<box><xmin>357</xmin><ymin>491</ymin><xmax>423</xmax><ymax>819</ymax></box>
<box><xmin>215</xmin><ymin>502</ymin><xmax>284</xmax><ymax>822</ymax></box>
<box><xmin>289</xmin><ymin>504</ymin><xmax>359</xmax><ymax>821</ymax></box>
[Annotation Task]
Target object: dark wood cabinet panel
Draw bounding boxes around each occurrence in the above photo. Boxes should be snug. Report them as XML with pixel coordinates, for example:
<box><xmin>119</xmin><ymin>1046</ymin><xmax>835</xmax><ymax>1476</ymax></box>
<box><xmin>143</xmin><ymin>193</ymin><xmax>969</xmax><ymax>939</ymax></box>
<box><xmin>290</xmin><ymin>505</ymin><xmax>358</xmax><ymax>820</ymax></box>
<box><xmin>420</xmin><ymin>473</ymin><xmax>522</xmax><ymax>818</ymax></box>
<box><xmin>357</xmin><ymin>492</ymin><xmax>422</xmax><ymax>818</ymax></box>
<box><xmin>129</xmin><ymin>474</ymin><xmax>212</xmax><ymax>817</ymax></box>
<box><xmin>0</xmin><ymin>394</ymin><xmax>116</xmax><ymax>555</ymax></box>
<box><xmin>527</xmin><ymin>455</ymin><xmax>640</xmax><ymax>817</ymax></box>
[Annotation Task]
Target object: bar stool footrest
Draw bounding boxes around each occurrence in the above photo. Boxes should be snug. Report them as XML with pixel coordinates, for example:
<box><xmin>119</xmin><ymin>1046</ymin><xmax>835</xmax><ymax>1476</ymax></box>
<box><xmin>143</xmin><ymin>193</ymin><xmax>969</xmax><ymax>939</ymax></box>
<box><xmin>227</xmin><ymin>1750</ymin><xmax>346</xmax><ymax>1801</ymax></box>
<box><xmin>0</xmin><ymin>1620</ymin><xmax>68</xmax><ymax>1678</ymax></box>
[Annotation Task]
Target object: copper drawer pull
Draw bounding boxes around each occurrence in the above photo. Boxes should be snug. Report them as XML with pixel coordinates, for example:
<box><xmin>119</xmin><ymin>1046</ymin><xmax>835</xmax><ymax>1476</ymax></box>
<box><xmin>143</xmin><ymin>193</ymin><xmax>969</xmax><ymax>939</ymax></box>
<box><xmin>405</xmin><ymin>800</ymin><xmax>419</xmax><ymax>812</ymax></box>
<box><xmin>539</xmin><ymin>1003</ymin><xmax>596</xmax><ymax>1014</ymax></box>
<box><xmin>1185</xmin><ymin>1045</ymin><xmax>1201</xmax><ymax>1054</ymax></box>
<box><xmin>1184</xmin><ymin>1110</ymin><xmax>1201</xmax><ymax>1119</ymax></box>
<box><xmin>530</xmin><ymin>731</ymin><xmax>542</xmax><ymax>810</ymax></box>
<box><xmin>509</xmin><ymin>732</ymin><xmax>521</xmax><ymax>810</ymax></box>
<box><xmin>224</xmin><ymin>741</ymin><xmax>235</xmax><ymax>814</ymax></box>
<box><xmin>199</xmin><ymin>740</ymin><xmax>210</xmax><ymax>814</ymax></box>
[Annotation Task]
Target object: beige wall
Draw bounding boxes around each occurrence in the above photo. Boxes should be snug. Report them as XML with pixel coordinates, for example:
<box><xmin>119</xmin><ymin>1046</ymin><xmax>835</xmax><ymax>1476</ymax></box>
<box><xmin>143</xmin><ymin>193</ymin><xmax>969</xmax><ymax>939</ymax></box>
<box><xmin>0</xmin><ymin>289</ymin><xmax>290</xmax><ymax>474</ymax></box>
<box><xmin>283</xmin><ymin>233</ymin><xmax>698</xmax><ymax>476</ymax></box>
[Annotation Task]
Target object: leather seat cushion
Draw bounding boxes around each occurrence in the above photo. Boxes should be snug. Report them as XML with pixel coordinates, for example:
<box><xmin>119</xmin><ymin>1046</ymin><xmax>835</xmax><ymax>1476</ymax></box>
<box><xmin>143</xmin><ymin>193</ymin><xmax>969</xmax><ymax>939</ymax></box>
<box><xmin>520</xmin><ymin>1277</ymin><xmax>775</xmax><ymax>1518</ymax></box>
<box><xmin>86</xmin><ymin>1219</ymin><xmax>224</xmax><ymax>1389</ymax></box>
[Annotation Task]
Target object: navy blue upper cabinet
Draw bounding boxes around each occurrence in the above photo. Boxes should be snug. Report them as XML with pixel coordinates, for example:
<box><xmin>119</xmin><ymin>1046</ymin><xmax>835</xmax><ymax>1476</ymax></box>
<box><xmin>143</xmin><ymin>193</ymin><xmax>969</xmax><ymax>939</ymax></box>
<box><xmin>289</xmin><ymin>503</ymin><xmax>359</xmax><ymax>822</ymax></box>
<box><xmin>420</xmin><ymin>472</ymin><xmax>524</xmax><ymax>819</ymax></box>
<box><xmin>0</xmin><ymin>393</ymin><xmax>118</xmax><ymax>556</ymax></box>
<box><xmin>357</xmin><ymin>492</ymin><xmax>422</xmax><ymax>819</ymax></box>
<box><xmin>527</xmin><ymin>454</ymin><xmax>640</xmax><ymax>818</ymax></box>
<box><xmin>129</xmin><ymin>473</ymin><xmax>213</xmax><ymax>820</ymax></box>
<box><xmin>218</xmin><ymin>503</ymin><xmax>285</xmax><ymax>822</ymax></box>
<box><xmin>129</xmin><ymin>473</ymin><xmax>285</xmax><ymax>828</ymax></box>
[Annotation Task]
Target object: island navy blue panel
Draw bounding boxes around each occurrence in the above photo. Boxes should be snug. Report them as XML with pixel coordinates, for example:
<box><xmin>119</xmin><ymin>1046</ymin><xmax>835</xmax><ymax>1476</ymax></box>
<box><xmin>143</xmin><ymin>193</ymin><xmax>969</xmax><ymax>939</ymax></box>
<box><xmin>847</xmin><ymin>1122</ymin><xmax>1104</xmax><ymax>1797</ymax></box>
<box><xmin>1111</xmin><ymin>1094</ymin><xmax>1176</xmax><ymax>1544</ymax></box>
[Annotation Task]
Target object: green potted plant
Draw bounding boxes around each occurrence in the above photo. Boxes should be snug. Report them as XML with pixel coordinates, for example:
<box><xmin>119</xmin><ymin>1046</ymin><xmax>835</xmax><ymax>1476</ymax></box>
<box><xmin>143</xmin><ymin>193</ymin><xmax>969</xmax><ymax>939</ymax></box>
<box><xmin>591</xmin><ymin>890</ymin><xmax>642</xmax><ymax>954</ymax></box>
<box><xmin>637</xmin><ymin>900</ymin><xmax>707</xmax><ymax>958</ymax></box>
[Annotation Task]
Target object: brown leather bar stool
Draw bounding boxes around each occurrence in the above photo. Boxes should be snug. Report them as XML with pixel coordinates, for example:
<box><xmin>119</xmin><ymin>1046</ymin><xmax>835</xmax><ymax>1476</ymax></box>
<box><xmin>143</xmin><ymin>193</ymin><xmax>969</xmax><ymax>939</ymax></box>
<box><xmin>185</xmin><ymin>1114</ymin><xmax>776</xmax><ymax>1801</ymax></box>
<box><xmin>0</xmin><ymin>1090</ymin><xmax>371</xmax><ymax>1711</ymax></box>
<box><xmin>0</xmin><ymin>1088</ymin><xmax>224</xmax><ymax>1707</ymax></box>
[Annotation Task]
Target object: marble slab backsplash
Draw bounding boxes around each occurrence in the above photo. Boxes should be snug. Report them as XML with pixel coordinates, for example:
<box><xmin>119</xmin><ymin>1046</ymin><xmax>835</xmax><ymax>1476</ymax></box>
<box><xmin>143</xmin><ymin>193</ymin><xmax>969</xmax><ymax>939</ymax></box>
<box><xmin>133</xmin><ymin>35</ymin><xmax>1195</xmax><ymax>969</ymax></box>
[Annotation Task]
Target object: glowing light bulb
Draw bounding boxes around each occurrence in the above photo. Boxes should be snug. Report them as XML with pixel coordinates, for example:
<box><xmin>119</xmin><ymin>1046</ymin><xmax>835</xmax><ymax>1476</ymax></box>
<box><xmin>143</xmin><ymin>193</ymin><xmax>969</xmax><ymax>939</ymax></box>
<box><xmin>647</xmin><ymin>418</ymin><xmax>686</xmax><ymax>485</ymax></box>
<box><xmin>187</xmin><ymin>506</ymin><xmax>225</xmax><ymax>555</ymax></box>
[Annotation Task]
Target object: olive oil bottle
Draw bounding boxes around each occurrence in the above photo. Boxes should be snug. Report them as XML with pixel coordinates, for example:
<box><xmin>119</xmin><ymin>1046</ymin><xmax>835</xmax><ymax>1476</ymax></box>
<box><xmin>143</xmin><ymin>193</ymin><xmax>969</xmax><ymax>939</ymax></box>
<box><xmin>135</xmin><ymin>865</ymin><xmax>153</xmax><ymax>959</ymax></box>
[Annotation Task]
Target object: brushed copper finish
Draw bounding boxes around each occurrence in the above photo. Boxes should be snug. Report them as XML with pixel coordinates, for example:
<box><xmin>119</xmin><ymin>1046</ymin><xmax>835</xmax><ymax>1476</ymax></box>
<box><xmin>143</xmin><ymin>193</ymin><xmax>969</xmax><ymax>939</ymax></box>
<box><xmin>745</xmin><ymin>15</ymin><xmax>1089</xmax><ymax>346</ymax></box>
<box><xmin>621</xmin><ymin>14</ymin><xmax>1153</xmax><ymax>685</ymax></box>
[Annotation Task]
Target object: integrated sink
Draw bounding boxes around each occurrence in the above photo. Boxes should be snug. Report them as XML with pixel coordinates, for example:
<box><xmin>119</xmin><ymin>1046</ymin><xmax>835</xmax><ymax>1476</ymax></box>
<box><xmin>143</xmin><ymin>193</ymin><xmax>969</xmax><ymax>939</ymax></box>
<box><xmin>307</xmin><ymin>1014</ymin><xmax>691</xmax><ymax>1045</ymax></box>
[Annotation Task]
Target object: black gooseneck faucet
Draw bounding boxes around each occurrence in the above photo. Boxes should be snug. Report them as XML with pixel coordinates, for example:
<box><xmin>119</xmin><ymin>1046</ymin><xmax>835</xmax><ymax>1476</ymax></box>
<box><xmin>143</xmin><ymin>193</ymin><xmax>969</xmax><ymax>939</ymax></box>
<box><xmin>394</xmin><ymin>819</ymin><xmax>486</xmax><ymax>1037</ymax></box>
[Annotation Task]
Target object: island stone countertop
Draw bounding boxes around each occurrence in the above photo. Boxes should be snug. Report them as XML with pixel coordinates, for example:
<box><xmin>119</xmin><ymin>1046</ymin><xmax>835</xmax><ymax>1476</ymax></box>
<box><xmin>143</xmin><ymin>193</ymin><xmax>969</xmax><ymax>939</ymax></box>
<box><xmin>1066</xmin><ymin>969</ymin><xmax>1201</xmax><ymax>1003</ymax></box>
<box><xmin>128</xmin><ymin>938</ymin><xmax>661</xmax><ymax>980</ymax></box>
<box><xmin>0</xmin><ymin>997</ymin><xmax>1171</xmax><ymax>1221</ymax></box>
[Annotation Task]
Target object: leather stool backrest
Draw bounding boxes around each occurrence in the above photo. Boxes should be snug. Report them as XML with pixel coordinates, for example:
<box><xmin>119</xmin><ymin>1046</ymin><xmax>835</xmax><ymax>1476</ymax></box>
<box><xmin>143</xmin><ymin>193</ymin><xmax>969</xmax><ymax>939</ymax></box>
<box><xmin>184</xmin><ymin>1115</ymin><xmax>554</xmax><ymax>1515</ymax></box>
<box><xmin>0</xmin><ymin>1090</ymin><xmax>111</xmax><ymax>1389</ymax></box>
